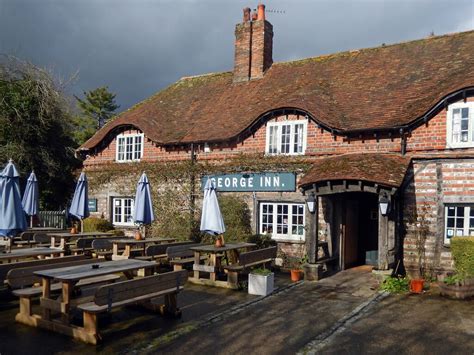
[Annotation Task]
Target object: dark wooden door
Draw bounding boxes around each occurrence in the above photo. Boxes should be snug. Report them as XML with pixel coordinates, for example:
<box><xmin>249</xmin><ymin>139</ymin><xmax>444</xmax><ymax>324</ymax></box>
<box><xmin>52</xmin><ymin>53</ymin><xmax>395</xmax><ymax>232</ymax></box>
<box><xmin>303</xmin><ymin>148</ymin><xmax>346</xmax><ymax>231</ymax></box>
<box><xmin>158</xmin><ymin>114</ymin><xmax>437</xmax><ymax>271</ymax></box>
<box><xmin>344</xmin><ymin>200</ymin><xmax>359</xmax><ymax>268</ymax></box>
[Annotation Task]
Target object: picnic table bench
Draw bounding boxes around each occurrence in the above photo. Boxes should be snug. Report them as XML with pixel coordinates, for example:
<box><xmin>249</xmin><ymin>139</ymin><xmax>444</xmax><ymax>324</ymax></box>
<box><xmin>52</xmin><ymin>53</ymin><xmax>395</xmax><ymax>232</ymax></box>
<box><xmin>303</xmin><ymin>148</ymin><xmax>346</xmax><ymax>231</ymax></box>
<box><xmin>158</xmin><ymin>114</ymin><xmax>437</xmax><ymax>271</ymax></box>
<box><xmin>223</xmin><ymin>246</ymin><xmax>277</xmax><ymax>287</ymax></box>
<box><xmin>135</xmin><ymin>241</ymin><xmax>195</xmax><ymax>261</ymax></box>
<box><xmin>0</xmin><ymin>247</ymin><xmax>63</xmax><ymax>263</ymax></box>
<box><xmin>0</xmin><ymin>255</ymin><xmax>87</xmax><ymax>285</ymax></box>
<box><xmin>167</xmin><ymin>244</ymin><xmax>208</xmax><ymax>271</ymax></box>
<box><xmin>77</xmin><ymin>270</ymin><xmax>187</xmax><ymax>344</ymax></box>
<box><xmin>11</xmin><ymin>258</ymin><xmax>120</xmax><ymax>319</ymax></box>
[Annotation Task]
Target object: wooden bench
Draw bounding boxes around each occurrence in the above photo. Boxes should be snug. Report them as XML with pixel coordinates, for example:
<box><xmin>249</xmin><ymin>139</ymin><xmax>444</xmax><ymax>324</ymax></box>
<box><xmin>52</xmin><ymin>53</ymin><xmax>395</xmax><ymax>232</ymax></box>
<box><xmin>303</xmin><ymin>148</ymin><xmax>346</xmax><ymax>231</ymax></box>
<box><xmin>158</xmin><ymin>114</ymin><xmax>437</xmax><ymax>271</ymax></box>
<box><xmin>223</xmin><ymin>246</ymin><xmax>277</xmax><ymax>287</ymax></box>
<box><xmin>77</xmin><ymin>270</ymin><xmax>187</xmax><ymax>344</ymax></box>
<box><xmin>11</xmin><ymin>258</ymin><xmax>120</xmax><ymax>320</ymax></box>
<box><xmin>70</xmin><ymin>238</ymin><xmax>95</xmax><ymax>256</ymax></box>
<box><xmin>33</xmin><ymin>233</ymin><xmax>51</xmax><ymax>247</ymax></box>
<box><xmin>167</xmin><ymin>244</ymin><xmax>207</xmax><ymax>271</ymax></box>
<box><xmin>135</xmin><ymin>241</ymin><xmax>195</xmax><ymax>261</ymax></box>
<box><xmin>0</xmin><ymin>255</ymin><xmax>87</xmax><ymax>285</ymax></box>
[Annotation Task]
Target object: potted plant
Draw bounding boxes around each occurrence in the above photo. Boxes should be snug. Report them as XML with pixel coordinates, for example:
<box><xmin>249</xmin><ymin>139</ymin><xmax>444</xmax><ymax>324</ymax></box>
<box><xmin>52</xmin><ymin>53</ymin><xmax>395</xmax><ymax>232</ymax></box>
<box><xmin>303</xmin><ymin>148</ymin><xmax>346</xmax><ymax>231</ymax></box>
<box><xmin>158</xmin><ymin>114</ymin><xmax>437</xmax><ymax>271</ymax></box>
<box><xmin>286</xmin><ymin>255</ymin><xmax>307</xmax><ymax>282</ymax></box>
<box><xmin>440</xmin><ymin>237</ymin><xmax>474</xmax><ymax>299</ymax></box>
<box><xmin>248</xmin><ymin>268</ymin><xmax>274</xmax><ymax>296</ymax></box>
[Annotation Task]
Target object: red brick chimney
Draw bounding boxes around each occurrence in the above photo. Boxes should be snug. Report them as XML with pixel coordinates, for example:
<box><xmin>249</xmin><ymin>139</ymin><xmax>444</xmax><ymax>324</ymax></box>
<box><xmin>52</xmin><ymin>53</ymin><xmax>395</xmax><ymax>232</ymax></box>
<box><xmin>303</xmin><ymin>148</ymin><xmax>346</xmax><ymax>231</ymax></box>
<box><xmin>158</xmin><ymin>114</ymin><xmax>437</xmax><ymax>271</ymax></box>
<box><xmin>233</xmin><ymin>4</ymin><xmax>273</xmax><ymax>83</ymax></box>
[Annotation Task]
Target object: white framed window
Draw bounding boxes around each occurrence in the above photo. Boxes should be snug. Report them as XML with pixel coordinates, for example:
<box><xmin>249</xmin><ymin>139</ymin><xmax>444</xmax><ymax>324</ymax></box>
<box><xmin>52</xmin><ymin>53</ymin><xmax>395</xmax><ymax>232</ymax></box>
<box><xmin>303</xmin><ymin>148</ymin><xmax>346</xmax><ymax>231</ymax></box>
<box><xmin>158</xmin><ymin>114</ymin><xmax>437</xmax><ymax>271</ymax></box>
<box><xmin>112</xmin><ymin>197</ymin><xmax>134</xmax><ymax>226</ymax></box>
<box><xmin>259</xmin><ymin>202</ymin><xmax>305</xmax><ymax>241</ymax></box>
<box><xmin>446</xmin><ymin>102</ymin><xmax>474</xmax><ymax>148</ymax></box>
<box><xmin>116</xmin><ymin>133</ymin><xmax>144</xmax><ymax>162</ymax></box>
<box><xmin>444</xmin><ymin>204</ymin><xmax>474</xmax><ymax>244</ymax></box>
<box><xmin>265</xmin><ymin>120</ymin><xmax>307</xmax><ymax>155</ymax></box>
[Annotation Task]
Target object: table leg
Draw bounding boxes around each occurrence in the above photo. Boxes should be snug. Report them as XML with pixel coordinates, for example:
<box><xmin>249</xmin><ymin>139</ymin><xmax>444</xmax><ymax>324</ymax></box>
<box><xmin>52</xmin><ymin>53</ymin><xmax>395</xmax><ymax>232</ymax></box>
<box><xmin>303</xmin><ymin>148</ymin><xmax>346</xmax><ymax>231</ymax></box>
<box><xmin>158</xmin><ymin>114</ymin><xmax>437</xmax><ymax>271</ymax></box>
<box><xmin>42</xmin><ymin>277</ymin><xmax>51</xmax><ymax>321</ymax></box>
<box><xmin>193</xmin><ymin>251</ymin><xmax>200</xmax><ymax>279</ymax></box>
<box><xmin>50</xmin><ymin>237</ymin><xmax>56</xmax><ymax>248</ymax></box>
<box><xmin>112</xmin><ymin>243</ymin><xmax>119</xmax><ymax>258</ymax></box>
<box><xmin>210</xmin><ymin>253</ymin><xmax>217</xmax><ymax>282</ymax></box>
<box><xmin>61</xmin><ymin>281</ymin><xmax>73</xmax><ymax>323</ymax></box>
<box><xmin>124</xmin><ymin>245</ymin><xmax>131</xmax><ymax>258</ymax></box>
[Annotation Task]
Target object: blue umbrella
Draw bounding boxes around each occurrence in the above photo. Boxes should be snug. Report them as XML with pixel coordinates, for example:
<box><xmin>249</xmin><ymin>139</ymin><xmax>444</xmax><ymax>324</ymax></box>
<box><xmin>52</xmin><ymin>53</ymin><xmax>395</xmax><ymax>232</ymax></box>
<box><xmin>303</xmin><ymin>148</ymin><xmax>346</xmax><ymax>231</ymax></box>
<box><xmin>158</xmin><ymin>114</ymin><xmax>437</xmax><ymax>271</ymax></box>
<box><xmin>0</xmin><ymin>160</ymin><xmax>28</xmax><ymax>238</ymax></box>
<box><xmin>133</xmin><ymin>172</ymin><xmax>154</xmax><ymax>237</ymax></box>
<box><xmin>200</xmin><ymin>178</ymin><xmax>225</xmax><ymax>236</ymax></box>
<box><xmin>22</xmin><ymin>171</ymin><xmax>39</xmax><ymax>227</ymax></box>
<box><xmin>69</xmin><ymin>172</ymin><xmax>90</xmax><ymax>231</ymax></box>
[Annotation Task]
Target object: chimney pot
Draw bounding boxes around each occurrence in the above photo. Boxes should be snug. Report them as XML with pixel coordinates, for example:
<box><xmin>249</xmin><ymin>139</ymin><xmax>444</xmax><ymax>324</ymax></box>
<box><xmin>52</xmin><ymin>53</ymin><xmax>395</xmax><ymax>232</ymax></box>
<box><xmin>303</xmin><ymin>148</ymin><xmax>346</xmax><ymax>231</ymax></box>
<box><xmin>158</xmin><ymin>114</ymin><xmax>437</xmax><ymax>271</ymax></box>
<box><xmin>257</xmin><ymin>4</ymin><xmax>265</xmax><ymax>21</ymax></box>
<box><xmin>251</xmin><ymin>11</ymin><xmax>258</xmax><ymax>21</ymax></box>
<box><xmin>243</xmin><ymin>7</ymin><xmax>251</xmax><ymax>22</ymax></box>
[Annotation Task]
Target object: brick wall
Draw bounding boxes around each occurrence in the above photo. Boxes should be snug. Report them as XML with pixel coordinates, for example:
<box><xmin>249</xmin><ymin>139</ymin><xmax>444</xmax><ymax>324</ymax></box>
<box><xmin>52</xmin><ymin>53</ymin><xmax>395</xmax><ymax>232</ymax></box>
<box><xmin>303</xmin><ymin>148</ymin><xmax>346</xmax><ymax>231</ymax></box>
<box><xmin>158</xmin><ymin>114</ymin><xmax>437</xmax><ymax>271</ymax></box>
<box><xmin>403</xmin><ymin>158</ymin><xmax>474</xmax><ymax>278</ymax></box>
<box><xmin>84</xmin><ymin>97</ymin><xmax>473</xmax><ymax>168</ymax></box>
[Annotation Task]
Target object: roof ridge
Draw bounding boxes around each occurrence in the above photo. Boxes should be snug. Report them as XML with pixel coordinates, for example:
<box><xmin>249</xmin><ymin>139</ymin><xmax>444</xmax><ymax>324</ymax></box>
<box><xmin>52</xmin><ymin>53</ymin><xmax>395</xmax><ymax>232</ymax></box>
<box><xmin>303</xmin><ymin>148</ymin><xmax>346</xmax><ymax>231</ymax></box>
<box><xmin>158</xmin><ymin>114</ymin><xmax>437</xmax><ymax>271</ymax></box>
<box><xmin>275</xmin><ymin>29</ymin><xmax>474</xmax><ymax>67</ymax></box>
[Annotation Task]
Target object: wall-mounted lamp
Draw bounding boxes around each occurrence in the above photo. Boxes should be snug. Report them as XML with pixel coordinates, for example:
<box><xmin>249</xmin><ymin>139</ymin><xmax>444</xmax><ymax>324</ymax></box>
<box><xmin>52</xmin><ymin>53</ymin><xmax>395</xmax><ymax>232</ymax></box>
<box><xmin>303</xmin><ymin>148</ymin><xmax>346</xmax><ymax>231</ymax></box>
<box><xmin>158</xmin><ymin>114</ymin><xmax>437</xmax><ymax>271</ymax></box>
<box><xmin>306</xmin><ymin>192</ymin><xmax>316</xmax><ymax>214</ymax></box>
<box><xmin>379</xmin><ymin>193</ymin><xmax>390</xmax><ymax>216</ymax></box>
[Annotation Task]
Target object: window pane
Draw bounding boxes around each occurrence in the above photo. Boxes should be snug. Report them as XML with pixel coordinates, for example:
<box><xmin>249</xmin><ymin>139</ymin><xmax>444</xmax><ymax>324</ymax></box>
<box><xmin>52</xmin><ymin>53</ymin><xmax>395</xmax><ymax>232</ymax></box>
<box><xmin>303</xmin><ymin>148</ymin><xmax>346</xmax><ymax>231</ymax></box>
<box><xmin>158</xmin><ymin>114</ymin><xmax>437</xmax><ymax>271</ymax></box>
<box><xmin>280</xmin><ymin>125</ymin><xmax>290</xmax><ymax>154</ymax></box>
<box><xmin>462</xmin><ymin>107</ymin><xmax>469</xmax><ymax>118</ymax></box>
<box><xmin>447</xmin><ymin>218</ymin><xmax>454</xmax><ymax>228</ymax></box>
<box><xmin>268</xmin><ymin>126</ymin><xmax>278</xmax><ymax>154</ymax></box>
<box><xmin>447</xmin><ymin>206</ymin><xmax>455</xmax><ymax>216</ymax></box>
<box><xmin>293</xmin><ymin>123</ymin><xmax>304</xmax><ymax>153</ymax></box>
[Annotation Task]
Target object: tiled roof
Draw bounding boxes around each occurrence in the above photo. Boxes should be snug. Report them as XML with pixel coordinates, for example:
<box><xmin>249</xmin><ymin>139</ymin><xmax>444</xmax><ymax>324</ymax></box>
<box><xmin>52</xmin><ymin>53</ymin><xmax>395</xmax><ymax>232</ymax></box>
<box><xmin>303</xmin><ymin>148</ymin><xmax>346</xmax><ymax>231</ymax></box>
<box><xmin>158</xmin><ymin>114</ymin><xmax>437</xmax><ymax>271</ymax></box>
<box><xmin>298</xmin><ymin>153</ymin><xmax>411</xmax><ymax>189</ymax></box>
<box><xmin>81</xmin><ymin>30</ymin><xmax>474</xmax><ymax>150</ymax></box>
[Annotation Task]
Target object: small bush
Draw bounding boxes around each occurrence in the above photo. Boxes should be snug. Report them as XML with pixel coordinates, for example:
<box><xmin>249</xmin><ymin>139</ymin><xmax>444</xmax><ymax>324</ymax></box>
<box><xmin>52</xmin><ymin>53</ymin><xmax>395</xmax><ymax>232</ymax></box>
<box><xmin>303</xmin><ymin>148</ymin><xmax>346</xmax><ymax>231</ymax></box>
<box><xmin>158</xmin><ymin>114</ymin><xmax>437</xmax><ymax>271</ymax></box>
<box><xmin>218</xmin><ymin>195</ymin><xmax>252</xmax><ymax>242</ymax></box>
<box><xmin>83</xmin><ymin>217</ymin><xmax>114</xmax><ymax>232</ymax></box>
<box><xmin>246</xmin><ymin>234</ymin><xmax>277</xmax><ymax>249</ymax></box>
<box><xmin>443</xmin><ymin>273</ymin><xmax>465</xmax><ymax>286</ymax></box>
<box><xmin>451</xmin><ymin>237</ymin><xmax>474</xmax><ymax>278</ymax></box>
<box><xmin>380</xmin><ymin>276</ymin><xmax>409</xmax><ymax>293</ymax></box>
<box><xmin>250</xmin><ymin>268</ymin><xmax>273</xmax><ymax>276</ymax></box>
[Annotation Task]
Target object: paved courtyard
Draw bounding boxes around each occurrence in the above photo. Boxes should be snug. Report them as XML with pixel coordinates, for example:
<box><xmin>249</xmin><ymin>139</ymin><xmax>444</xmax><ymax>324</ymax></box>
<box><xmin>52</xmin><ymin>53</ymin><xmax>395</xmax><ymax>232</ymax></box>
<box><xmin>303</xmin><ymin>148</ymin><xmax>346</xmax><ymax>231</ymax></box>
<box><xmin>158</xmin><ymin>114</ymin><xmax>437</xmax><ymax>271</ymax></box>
<box><xmin>0</xmin><ymin>267</ymin><xmax>473</xmax><ymax>354</ymax></box>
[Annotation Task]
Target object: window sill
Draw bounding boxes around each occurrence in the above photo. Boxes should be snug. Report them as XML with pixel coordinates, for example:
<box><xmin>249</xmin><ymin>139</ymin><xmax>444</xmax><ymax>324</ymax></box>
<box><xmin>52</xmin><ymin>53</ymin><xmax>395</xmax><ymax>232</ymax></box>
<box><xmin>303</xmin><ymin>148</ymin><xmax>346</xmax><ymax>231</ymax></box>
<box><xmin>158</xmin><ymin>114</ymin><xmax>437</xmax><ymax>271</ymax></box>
<box><xmin>115</xmin><ymin>160</ymin><xmax>142</xmax><ymax>163</ymax></box>
<box><xmin>272</xmin><ymin>238</ymin><xmax>305</xmax><ymax>244</ymax></box>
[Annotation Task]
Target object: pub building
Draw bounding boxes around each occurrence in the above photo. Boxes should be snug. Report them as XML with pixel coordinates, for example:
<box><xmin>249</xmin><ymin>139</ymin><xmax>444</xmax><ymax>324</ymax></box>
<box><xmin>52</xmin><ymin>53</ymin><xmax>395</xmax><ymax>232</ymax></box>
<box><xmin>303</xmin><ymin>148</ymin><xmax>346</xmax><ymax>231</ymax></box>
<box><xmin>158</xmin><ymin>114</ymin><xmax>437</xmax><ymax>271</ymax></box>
<box><xmin>78</xmin><ymin>5</ymin><xmax>474</xmax><ymax>278</ymax></box>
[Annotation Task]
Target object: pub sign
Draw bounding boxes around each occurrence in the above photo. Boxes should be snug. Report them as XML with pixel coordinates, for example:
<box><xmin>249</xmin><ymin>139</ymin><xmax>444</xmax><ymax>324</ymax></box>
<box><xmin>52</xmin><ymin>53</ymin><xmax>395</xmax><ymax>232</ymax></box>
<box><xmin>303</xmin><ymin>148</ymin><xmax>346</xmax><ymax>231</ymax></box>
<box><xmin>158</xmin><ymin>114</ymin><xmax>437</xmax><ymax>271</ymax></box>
<box><xmin>201</xmin><ymin>173</ymin><xmax>296</xmax><ymax>192</ymax></box>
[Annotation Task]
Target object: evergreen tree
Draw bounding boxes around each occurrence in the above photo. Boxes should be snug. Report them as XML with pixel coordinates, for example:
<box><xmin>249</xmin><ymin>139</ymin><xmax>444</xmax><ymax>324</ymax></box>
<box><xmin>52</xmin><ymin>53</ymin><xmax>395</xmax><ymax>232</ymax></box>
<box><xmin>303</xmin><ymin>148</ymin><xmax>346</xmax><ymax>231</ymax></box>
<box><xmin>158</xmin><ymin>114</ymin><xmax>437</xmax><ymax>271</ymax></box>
<box><xmin>75</xmin><ymin>86</ymin><xmax>119</xmax><ymax>130</ymax></box>
<box><xmin>0</xmin><ymin>55</ymin><xmax>80</xmax><ymax>209</ymax></box>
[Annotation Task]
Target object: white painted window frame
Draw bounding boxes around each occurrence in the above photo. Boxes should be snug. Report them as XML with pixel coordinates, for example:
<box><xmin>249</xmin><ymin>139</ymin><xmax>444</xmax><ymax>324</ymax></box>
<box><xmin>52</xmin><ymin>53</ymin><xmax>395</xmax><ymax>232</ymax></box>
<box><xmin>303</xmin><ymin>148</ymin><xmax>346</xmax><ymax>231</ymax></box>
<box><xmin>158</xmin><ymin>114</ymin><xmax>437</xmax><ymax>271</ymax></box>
<box><xmin>444</xmin><ymin>204</ymin><xmax>474</xmax><ymax>245</ymax></box>
<box><xmin>259</xmin><ymin>202</ymin><xmax>305</xmax><ymax>241</ymax></box>
<box><xmin>265</xmin><ymin>119</ymin><xmax>308</xmax><ymax>155</ymax></box>
<box><xmin>446</xmin><ymin>102</ymin><xmax>474</xmax><ymax>148</ymax></box>
<box><xmin>112</xmin><ymin>197</ymin><xmax>135</xmax><ymax>226</ymax></box>
<box><xmin>115</xmin><ymin>133</ymin><xmax>144</xmax><ymax>162</ymax></box>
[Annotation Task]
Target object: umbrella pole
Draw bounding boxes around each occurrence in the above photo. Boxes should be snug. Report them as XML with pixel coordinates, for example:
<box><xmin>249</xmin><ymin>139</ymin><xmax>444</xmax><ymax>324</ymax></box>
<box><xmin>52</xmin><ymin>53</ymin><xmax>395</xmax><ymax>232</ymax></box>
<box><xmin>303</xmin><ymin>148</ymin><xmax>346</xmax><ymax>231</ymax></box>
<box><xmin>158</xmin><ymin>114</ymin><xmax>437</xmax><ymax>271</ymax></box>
<box><xmin>80</xmin><ymin>219</ymin><xmax>84</xmax><ymax>233</ymax></box>
<box><xmin>30</xmin><ymin>215</ymin><xmax>33</xmax><ymax>228</ymax></box>
<box><xmin>142</xmin><ymin>224</ymin><xmax>146</xmax><ymax>239</ymax></box>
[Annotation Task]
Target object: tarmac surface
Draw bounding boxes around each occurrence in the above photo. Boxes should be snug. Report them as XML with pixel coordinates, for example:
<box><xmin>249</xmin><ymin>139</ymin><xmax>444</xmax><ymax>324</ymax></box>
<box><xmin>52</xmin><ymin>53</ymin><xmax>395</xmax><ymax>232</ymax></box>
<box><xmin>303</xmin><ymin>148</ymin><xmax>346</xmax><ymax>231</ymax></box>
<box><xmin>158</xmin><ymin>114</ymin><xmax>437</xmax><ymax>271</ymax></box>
<box><xmin>0</xmin><ymin>266</ymin><xmax>473</xmax><ymax>354</ymax></box>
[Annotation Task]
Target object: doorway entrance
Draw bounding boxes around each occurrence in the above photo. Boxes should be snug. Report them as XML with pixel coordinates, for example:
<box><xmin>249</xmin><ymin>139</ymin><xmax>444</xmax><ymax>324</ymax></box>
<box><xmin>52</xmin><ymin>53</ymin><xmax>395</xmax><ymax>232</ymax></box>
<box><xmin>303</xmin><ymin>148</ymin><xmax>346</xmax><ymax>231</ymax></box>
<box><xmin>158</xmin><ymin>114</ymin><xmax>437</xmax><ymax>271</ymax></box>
<box><xmin>337</xmin><ymin>193</ymin><xmax>379</xmax><ymax>269</ymax></box>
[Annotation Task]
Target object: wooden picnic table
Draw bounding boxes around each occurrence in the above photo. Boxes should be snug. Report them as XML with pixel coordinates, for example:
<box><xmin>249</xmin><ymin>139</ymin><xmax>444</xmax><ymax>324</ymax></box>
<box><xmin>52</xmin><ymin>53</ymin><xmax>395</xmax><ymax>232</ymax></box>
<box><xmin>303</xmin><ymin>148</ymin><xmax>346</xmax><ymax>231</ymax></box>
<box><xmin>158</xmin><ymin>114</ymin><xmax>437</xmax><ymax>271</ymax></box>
<box><xmin>111</xmin><ymin>237</ymin><xmax>176</xmax><ymax>260</ymax></box>
<box><xmin>0</xmin><ymin>247</ymin><xmax>63</xmax><ymax>263</ymax></box>
<box><xmin>47</xmin><ymin>232</ymin><xmax>114</xmax><ymax>251</ymax></box>
<box><xmin>20</xmin><ymin>259</ymin><xmax>156</xmax><ymax>337</ymax></box>
<box><xmin>189</xmin><ymin>242</ymin><xmax>256</xmax><ymax>288</ymax></box>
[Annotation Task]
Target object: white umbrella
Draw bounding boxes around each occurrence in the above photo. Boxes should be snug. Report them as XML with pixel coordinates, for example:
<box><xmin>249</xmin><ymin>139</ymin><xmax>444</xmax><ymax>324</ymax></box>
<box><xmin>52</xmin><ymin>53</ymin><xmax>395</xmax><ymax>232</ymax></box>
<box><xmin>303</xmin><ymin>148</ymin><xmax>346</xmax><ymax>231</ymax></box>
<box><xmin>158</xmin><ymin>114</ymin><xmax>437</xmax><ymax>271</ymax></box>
<box><xmin>200</xmin><ymin>179</ymin><xmax>225</xmax><ymax>244</ymax></box>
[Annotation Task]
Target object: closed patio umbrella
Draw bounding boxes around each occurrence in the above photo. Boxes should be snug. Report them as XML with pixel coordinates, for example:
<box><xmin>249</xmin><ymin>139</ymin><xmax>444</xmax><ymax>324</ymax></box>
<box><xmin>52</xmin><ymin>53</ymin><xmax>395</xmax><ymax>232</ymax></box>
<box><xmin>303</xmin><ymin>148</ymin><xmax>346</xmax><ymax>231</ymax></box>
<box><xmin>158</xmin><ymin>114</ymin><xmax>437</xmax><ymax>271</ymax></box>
<box><xmin>0</xmin><ymin>160</ymin><xmax>28</xmax><ymax>244</ymax></box>
<box><xmin>22</xmin><ymin>171</ymin><xmax>39</xmax><ymax>228</ymax></box>
<box><xmin>69</xmin><ymin>172</ymin><xmax>90</xmax><ymax>232</ymax></box>
<box><xmin>200</xmin><ymin>179</ymin><xmax>225</xmax><ymax>243</ymax></box>
<box><xmin>132</xmin><ymin>172</ymin><xmax>154</xmax><ymax>238</ymax></box>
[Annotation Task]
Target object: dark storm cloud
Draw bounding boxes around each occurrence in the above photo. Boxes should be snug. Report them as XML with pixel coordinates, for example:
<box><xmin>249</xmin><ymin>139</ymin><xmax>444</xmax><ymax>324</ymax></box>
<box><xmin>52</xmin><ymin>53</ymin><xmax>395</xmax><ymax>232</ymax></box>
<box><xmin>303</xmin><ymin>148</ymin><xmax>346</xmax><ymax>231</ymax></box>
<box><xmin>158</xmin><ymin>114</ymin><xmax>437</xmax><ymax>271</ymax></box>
<box><xmin>0</xmin><ymin>0</ymin><xmax>473</xmax><ymax>110</ymax></box>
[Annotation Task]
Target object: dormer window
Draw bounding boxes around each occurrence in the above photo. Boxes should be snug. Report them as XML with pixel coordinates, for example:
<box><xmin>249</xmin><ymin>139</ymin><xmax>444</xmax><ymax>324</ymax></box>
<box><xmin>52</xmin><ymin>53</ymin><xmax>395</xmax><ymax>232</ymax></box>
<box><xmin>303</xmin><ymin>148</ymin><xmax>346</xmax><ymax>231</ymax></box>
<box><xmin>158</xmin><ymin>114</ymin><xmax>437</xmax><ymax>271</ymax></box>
<box><xmin>265</xmin><ymin>120</ymin><xmax>307</xmax><ymax>155</ymax></box>
<box><xmin>116</xmin><ymin>133</ymin><xmax>144</xmax><ymax>162</ymax></box>
<box><xmin>447</xmin><ymin>102</ymin><xmax>474</xmax><ymax>148</ymax></box>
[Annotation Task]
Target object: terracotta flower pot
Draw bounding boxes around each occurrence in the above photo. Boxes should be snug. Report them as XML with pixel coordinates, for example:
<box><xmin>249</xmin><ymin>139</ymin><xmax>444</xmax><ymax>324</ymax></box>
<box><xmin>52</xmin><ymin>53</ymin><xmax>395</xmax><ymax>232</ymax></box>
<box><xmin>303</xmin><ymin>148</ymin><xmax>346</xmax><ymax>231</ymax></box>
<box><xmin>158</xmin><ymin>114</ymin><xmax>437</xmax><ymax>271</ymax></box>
<box><xmin>70</xmin><ymin>227</ymin><xmax>78</xmax><ymax>234</ymax></box>
<box><xmin>215</xmin><ymin>237</ymin><xmax>223</xmax><ymax>248</ymax></box>
<box><xmin>134</xmin><ymin>231</ymin><xmax>143</xmax><ymax>241</ymax></box>
<box><xmin>290</xmin><ymin>269</ymin><xmax>302</xmax><ymax>282</ymax></box>
<box><xmin>410</xmin><ymin>279</ymin><xmax>424</xmax><ymax>293</ymax></box>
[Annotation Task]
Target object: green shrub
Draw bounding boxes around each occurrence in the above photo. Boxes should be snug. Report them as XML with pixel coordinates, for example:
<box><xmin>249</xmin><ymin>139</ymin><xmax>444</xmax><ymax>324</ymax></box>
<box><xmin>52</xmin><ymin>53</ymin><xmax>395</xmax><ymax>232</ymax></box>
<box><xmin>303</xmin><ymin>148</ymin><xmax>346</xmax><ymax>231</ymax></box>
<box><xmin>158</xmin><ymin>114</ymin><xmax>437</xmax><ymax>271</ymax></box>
<box><xmin>246</xmin><ymin>234</ymin><xmax>277</xmax><ymax>249</ymax></box>
<box><xmin>443</xmin><ymin>273</ymin><xmax>465</xmax><ymax>286</ymax></box>
<box><xmin>380</xmin><ymin>276</ymin><xmax>409</xmax><ymax>293</ymax></box>
<box><xmin>451</xmin><ymin>237</ymin><xmax>474</xmax><ymax>278</ymax></box>
<box><xmin>83</xmin><ymin>217</ymin><xmax>114</xmax><ymax>232</ymax></box>
<box><xmin>218</xmin><ymin>195</ymin><xmax>252</xmax><ymax>242</ymax></box>
<box><xmin>250</xmin><ymin>268</ymin><xmax>273</xmax><ymax>276</ymax></box>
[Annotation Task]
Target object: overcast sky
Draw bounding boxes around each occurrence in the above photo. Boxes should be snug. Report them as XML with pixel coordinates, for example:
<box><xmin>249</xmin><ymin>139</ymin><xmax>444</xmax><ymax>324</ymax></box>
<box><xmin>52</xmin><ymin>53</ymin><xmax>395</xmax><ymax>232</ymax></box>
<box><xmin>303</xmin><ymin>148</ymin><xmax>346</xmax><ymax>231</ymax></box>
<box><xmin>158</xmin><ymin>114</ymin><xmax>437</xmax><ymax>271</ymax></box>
<box><xmin>1</xmin><ymin>0</ymin><xmax>473</xmax><ymax>111</ymax></box>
